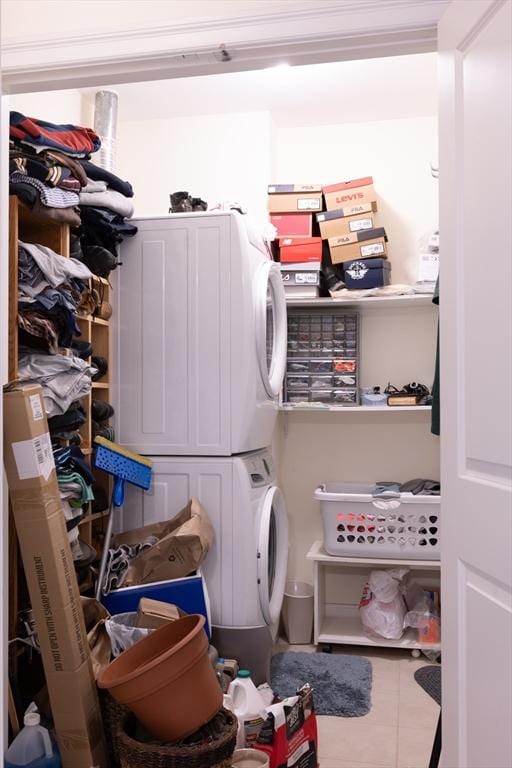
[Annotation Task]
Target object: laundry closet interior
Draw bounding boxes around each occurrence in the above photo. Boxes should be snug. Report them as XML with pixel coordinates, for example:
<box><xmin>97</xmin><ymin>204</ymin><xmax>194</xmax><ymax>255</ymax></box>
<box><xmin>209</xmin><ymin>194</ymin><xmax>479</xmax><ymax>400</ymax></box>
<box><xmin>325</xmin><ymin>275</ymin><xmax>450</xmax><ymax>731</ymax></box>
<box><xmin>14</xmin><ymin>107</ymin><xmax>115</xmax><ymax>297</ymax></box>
<box><xmin>6</xmin><ymin>48</ymin><xmax>442</xmax><ymax>768</ymax></box>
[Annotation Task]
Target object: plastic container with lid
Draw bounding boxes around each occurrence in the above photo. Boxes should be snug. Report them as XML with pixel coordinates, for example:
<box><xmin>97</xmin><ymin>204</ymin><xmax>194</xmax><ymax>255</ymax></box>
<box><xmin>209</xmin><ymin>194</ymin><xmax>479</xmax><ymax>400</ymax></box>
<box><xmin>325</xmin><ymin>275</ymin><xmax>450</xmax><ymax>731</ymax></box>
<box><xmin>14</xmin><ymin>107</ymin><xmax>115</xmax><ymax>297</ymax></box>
<box><xmin>5</xmin><ymin>710</ymin><xmax>61</xmax><ymax>768</ymax></box>
<box><xmin>227</xmin><ymin>670</ymin><xmax>267</xmax><ymax>749</ymax></box>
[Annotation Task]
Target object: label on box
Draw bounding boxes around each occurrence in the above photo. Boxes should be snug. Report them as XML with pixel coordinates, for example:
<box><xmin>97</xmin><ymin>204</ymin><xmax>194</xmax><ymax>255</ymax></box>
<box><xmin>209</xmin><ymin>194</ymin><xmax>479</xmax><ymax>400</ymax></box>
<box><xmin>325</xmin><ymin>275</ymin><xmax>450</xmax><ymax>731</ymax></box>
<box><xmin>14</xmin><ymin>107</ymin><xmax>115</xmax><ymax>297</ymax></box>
<box><xmin>29</xmin><ymin>394</ymin><xmax>44</xmax><ymax>421</ymax></box>
<box><xmin>361</xmin><ymin>242</ymin><xmax>385</xmax><ymax>257</ymax></box>
<box><xmin>297</xmin><ymin>198</ymin><xmax>321</xmax><ymax>211</ymax></box>
<box><xmin>350</xmin><ymin>217</ymin><xmax>373</xmax><ymax>232</ymax></box>
<box><xmin>12</xmin><ymin>433</ymin><xmax>55</xmax><ymax>481</ymax></box>
<box><xmin>296</xmin><ymin>273</ymin><xmax>317</xmax><ymax>284</ymax></box>
<box><xmin>346</xmin><ymin>261</ymin><xmax>369</xmax><ymax>280</ymax></box>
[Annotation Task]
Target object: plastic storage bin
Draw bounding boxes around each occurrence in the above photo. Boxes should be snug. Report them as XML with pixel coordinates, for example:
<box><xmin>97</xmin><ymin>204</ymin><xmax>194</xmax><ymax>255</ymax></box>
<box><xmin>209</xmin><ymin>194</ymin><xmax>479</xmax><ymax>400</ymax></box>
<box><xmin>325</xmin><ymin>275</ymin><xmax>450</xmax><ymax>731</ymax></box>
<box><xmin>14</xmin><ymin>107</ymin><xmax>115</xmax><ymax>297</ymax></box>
<box><xmin>315</xmin><ymin>483</ymin><xmax>440</xmax><ymax>560</ymax></box>
<box><xmin>282</xmin><ymin>581</ymin><xmax>314</xmax><ymax>644</ymax></box>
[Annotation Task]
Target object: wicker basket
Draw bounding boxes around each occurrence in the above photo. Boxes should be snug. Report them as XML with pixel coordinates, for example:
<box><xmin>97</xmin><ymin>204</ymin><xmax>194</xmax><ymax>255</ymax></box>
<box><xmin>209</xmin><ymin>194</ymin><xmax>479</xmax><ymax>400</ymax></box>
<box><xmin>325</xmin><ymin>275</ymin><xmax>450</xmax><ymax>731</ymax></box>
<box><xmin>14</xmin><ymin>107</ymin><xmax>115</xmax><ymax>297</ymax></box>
<box><xmin>117</xmin><ymin>707</ymin><xmax>238</xmax><ymax>768</ymax></box>
<box><xmin>98</xmin><ymin>688</ymin><xmax>130</xmax><ymax>768</ymax></box>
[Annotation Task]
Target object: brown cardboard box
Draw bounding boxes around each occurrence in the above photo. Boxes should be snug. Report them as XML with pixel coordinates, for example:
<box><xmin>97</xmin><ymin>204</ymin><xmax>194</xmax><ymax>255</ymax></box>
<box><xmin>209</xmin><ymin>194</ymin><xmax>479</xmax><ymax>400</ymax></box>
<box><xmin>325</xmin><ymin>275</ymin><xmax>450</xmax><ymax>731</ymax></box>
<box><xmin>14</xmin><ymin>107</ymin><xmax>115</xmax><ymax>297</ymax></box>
<box><xmin>268</xmin><ymin>184</ymin><xmax>322</xmax><ymax>194</ymax></box>
<box><xmin>135</xmin><ymin>598</ymin><xmax>186</xmax><ymax>629</ymax></box>
<box><xmin>328</xmin><ymin>227</ymin><xmax>388</xmax><ymax>265</ymax></box>
<box><xmin>323</xmin><ymin>176</ymin><xmax>376</xmax><ymax>211</ymax></box>
<box><xmin>316</xmin><ymin>202</ymin><xmax>378</xmax><ymax>239</ymax></box>
<box><xmin>268</xmin><ymin>193</ymin><xmax>323</xmax><ymax>214</ymax></box>
<box><xmin>3</xmin><ymin>384</ymin><xmax>108</xmax><ymax>768</ymax></box>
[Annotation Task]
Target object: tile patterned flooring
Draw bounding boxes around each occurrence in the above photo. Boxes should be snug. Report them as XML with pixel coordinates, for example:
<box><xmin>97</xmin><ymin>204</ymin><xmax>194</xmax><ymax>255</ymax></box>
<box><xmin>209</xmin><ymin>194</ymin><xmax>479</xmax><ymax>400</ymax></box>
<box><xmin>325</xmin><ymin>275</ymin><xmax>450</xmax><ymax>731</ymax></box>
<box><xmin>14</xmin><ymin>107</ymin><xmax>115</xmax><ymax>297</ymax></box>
<box><xmin>274</xmin><ymin>640</ymin><xmax>439</xmax><ymax>768</ymax></box>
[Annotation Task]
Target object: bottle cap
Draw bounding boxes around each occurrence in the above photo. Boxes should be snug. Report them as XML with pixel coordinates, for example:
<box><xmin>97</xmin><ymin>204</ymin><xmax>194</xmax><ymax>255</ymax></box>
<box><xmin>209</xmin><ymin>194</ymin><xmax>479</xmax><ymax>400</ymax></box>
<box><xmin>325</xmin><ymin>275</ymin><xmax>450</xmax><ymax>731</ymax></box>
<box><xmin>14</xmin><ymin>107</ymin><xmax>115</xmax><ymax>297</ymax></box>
<box><xmin>24</xmin><ymin>712</ymin><xmax>40</xmax><ymax>726</ymax></box>
<box><xmin>238</xmin><ymin>669</ymin><xmax>251</xmax><ymax>678</ymax></box>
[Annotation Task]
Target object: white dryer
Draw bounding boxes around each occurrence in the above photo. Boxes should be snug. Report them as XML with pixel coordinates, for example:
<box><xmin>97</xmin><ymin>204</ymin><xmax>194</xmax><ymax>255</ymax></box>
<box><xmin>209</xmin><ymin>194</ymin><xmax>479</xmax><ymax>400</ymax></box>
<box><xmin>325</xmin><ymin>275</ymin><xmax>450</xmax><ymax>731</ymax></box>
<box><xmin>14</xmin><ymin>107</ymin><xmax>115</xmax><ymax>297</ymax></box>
<box><xmin>119</xmin><ymin>449</ymin><xmax>289</xmax><ymax>682</ymax></box>
<box><xmin>116</xmin><ymin>212</ymin><xmax>287</xmax><ymax>456</ymax></box>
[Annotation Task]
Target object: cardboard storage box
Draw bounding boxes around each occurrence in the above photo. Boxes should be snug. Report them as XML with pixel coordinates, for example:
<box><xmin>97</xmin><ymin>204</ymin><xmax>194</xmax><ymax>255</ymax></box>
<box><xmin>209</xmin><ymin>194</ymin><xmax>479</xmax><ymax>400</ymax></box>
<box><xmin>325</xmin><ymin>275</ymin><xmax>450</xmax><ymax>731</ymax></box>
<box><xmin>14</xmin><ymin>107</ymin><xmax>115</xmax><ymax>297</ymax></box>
<box><xmin>268</xmin><ymin>184</ymin><xmax>322</xmax><ymax>194</ymax></box>
<box><xmin>323</xmin><ymin>176</ymin><xmax>376</xmax><ymax>211</ymax></box>
<box><xmin>3</xmin><ymin>384</ymin><xmax>108</xmax><ymax>768</ymax></box>
<box><xmin>135</xmin><ymin>598</ymin><xmax>186</xmax><ymax>629</ymax></box>
<box><xmin>328</xmin><ymin>227</ymin><xmax>388</xmax><ymax>265</ymax></box>
<box><xmin>344</xmin><ymin>257</ymin><xmax>391</xmax><ymax>289</ymax></box>
<box><xmin>279</xmin><ymin>237</ymin><xmax>322</xmax><ymax>263</ymax></box>
<box><xmin>270</xmin><ymin>214</ymin><xmax>313</xmax><ymax>238</ymax></box>
<box><xmin>268</xmin><ymin>191</ymin><xmax>323</xmax><ymax>214</ymax></box>
<box><xmin>316</xmin><ymin>202</ymin><xmax>378</xmax><ymax>239</ymax></box>
<box><xmin>280</xmin><ymin>262</ymin><xmax>321</xmax><ymax>298</ymax></box>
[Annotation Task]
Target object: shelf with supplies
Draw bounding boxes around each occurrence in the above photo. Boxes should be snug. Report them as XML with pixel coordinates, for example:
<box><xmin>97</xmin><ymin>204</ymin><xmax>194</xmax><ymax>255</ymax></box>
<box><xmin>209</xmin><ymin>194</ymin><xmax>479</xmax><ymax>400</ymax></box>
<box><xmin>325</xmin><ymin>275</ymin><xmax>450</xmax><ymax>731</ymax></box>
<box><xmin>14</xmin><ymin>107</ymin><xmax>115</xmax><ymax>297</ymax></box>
<box><xmin>8</xmin><ymin>195</ymin><xmax>114</xmax><ymax>648</ymax></box>
<box><xmin>307</xmin><ymin>541</ymin><xmax>440</xmax><ymax>654</ymax></box>
<box><xmin>279</xmin><ymin>404</ymin><xmax>432</xmax><ymax>413</ymax></box>
<box><xmin>285</xmin><ymin>293</ymin><xmax>436</xmax><ymax>310</ymax></box>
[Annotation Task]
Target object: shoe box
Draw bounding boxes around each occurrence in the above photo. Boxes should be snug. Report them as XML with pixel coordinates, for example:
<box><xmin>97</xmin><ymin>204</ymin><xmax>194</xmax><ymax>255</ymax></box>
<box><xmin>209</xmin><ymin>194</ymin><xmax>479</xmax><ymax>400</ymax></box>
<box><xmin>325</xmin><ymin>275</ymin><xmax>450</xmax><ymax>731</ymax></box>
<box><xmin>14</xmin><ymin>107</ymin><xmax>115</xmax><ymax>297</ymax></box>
<box><xmin>268</xmin><ymin>183</ymin><xmax>323</xmax><ymax>214</ymax></box>
<box><xmin>343</xmin><ymin>257</ymin><xmax>391</xmax><ymax>289</ymax></box>
<box><xmin>328</xmin><ymin>227</ymin><xmax>388</xmax><ymax>265</ymax></box>
<box><xmin>316</xmin><ymin>201</ymin><xmax>378</xmax><ymax>239</ymax></box>
<box><xmin>322</xmin><ymin>176</ymin><xmax>376</xmax><ymax>212</ymax></box>
<box><xmin>279</xmin><ymin>237</ymin><xmax>322</xmax><ymax>263</ymax></box>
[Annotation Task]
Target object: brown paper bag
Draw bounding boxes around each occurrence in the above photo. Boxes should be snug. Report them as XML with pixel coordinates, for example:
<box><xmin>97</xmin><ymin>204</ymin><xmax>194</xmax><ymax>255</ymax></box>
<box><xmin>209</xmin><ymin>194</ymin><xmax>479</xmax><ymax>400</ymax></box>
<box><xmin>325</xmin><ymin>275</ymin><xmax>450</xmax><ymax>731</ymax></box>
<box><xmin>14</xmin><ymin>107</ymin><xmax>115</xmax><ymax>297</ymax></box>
<box><xmin>113</xmin><ymin>498</ymin><xmax>214</xmax><ymax>586</ymax></box>
<box><xmin>81</xmin><ymin>597</ymin><xmax>112</xmax><ymax>679</ymax></box>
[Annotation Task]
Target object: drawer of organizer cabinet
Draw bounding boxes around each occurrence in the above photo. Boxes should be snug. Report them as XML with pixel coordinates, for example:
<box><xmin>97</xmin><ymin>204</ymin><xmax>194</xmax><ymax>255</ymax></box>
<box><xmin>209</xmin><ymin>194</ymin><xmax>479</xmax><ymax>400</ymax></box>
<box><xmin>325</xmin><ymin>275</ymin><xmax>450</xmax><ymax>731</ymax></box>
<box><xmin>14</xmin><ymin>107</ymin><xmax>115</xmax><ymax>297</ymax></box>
<box><xmin>309</xmin><ymin>389</ymin><xmax>333</xmax><ymax>404</ymax></box>
<box><xmin>333</xmin><ymin>373</ymin><xmax>357</xmax><ymax>387</ymax></box>
<box><xmin>286</xmin><ymin>374</ymin><xmax>310</xmax><ymax>390</ymax></box>
<box><xmin>333</xmin><ymin>358</ymin><xmax>358</xmax><ymax>373</ymax></box>
<box><xmin>310</xmin><ymin>374</ymin><xmax>333</xmax><ymax>389</ymax></box>
<box><xmin>332</xmin><ymin>389</ymin><xmax>358</xmax><ymax>405</ymax></box>
<box><xmin>309</xmin><ymin>359</ymin><xmax>333</xmax><ymax>373</ymax></box>
<box><xmin>286</xmin><ymin>390</ymin><xmax>310</xmax><ymax>404</ymax></box>
<box><xmin>287</xmin><ymin>359</ymin><xmax>310</xmax><ymax>373</ymax></box>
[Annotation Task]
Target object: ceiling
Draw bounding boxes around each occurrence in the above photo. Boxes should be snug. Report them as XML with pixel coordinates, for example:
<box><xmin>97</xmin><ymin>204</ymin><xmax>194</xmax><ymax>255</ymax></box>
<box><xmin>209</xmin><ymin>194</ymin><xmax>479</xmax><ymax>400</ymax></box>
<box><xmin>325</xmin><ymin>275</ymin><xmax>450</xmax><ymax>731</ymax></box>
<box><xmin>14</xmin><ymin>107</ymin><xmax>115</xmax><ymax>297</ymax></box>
<box><xmin>81</xmin><ymin>52</ymin><xmax>438</xmax><ymax>128</ymax></box>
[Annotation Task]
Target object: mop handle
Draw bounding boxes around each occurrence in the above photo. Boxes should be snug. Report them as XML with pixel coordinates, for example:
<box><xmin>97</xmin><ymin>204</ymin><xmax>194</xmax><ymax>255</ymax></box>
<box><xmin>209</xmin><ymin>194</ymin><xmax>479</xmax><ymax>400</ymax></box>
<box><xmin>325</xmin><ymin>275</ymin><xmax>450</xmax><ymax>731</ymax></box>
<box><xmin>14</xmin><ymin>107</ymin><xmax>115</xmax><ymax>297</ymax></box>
<box><xmin>95</xmin><ymin>477</ymin><xmax>125</xmax><ymax>601</ymax></box>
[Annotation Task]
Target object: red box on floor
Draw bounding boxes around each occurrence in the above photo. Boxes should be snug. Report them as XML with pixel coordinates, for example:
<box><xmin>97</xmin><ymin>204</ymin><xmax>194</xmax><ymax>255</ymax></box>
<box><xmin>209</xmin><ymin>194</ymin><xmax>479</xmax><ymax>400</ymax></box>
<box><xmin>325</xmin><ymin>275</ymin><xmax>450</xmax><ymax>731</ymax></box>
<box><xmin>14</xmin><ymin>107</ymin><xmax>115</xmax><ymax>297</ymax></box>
<box><xmin>279</xmin><ymin>237</ymin><xmax>322</xmax><ymax>263</ymax></box>
<box><xmin>270</xmin><ymin>214</ymin><xmax>313</xmax><ymax>238</ymax></box>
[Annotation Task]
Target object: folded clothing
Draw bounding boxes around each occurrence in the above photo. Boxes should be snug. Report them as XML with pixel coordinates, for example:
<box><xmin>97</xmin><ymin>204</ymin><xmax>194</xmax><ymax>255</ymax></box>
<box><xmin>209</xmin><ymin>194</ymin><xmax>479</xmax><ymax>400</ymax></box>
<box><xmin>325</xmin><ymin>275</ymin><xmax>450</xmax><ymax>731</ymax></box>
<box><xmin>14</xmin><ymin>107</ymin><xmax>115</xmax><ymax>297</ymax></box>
<box><xmin>79</xmin><ymin>187</ymin><xmax>134</xmax><ymax>218</ymax></box>
<box><xmin>18</xmin><ymin>351</ymin><xmax>95</xmax><ymax>417</ymax></box>
<box><xmin>10</xmin><ymin>111</ymin><xmax>101</xmax><ymax>156</ymax></box>
<box><xmin>82</xmin><ymin>177</ymin><xmax>107</xmax><ymax>193</ymax></box>
<box><xmin>80</xmin><ymin>159</ymin><xmax>134</xmax><ymax>197</ymax></box>
<box><xmin>48</xmin><ymin>402</ymin><xmax>87</xmax><ymax>433</ymax></box>
<box><xmin>19</xmin><ymin>241</ymin><xmax>92</xmax><ymax>289</ymax></box>
<box><xmin>78</xmin><ymin>205</ymin><xmax>137</xmax><ymax>256</ymax></box>
<box><xmin>10</xmin><ymin>171</ymin><xmax>79</xmax><ymax>208</ymax></box>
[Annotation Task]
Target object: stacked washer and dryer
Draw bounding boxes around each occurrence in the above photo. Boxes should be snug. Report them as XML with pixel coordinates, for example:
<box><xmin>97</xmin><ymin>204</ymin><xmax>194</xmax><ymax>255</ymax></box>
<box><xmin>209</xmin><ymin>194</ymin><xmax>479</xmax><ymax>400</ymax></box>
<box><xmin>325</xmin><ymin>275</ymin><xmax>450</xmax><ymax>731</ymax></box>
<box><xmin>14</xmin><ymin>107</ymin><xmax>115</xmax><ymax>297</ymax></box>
<box><xmin>116</xmin><ymin>211</ymin><xmax>288</xmax><ymax>681</ymax></box>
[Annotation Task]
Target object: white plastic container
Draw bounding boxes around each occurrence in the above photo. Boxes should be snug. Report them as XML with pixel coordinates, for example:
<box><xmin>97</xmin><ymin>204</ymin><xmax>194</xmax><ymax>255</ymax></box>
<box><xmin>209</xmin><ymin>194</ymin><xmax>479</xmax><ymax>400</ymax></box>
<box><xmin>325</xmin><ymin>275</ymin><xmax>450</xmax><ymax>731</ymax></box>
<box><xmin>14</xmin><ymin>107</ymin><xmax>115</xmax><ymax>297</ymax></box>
<box><xmin>232</xmin><ymin>748</ymin><xmax>270</xmax><ymax>767</ymax></box>
<box><xmin>282</xmin><ymin>581</ymin><xmax>314</xmax><ymax>644</ymax></box>
<box><xmin>315</xmin><ymin>482</ymin><xmax>440</xmax><ymax>559</ymax></box>
<box><xmin>5</xmin><ymin>712</ymin><xmax>60</xmax><ymax>768</ymax></box>
<box><xmin>228</xmin><ymin>670</ymin><xmax>267</xmax><ymax>749</ymax></box>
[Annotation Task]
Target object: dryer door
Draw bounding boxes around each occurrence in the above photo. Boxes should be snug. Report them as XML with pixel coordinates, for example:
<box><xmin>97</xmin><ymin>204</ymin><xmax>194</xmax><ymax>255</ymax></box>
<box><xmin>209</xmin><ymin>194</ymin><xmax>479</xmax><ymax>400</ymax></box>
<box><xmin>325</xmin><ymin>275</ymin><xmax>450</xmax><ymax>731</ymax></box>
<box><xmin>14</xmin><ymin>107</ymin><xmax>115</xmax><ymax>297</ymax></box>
<box><xmin>255</xmin><ymin>261</ymin><xmax>287</xmax><ymax>398</ymax></box>
<box><xmin>257</xmin><ymin>485</ymin><xmax>288</xmax><ymax>625</ymax></box>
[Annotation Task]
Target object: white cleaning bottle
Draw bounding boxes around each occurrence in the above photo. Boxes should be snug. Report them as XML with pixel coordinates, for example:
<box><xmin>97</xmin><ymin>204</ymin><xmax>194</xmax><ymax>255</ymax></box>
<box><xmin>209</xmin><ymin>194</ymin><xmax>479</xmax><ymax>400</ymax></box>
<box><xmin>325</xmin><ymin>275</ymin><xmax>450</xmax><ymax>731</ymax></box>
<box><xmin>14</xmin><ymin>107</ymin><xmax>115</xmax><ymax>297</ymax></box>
<box><xmin>5</xmin><ymin>710</ymin><xmax>61</xmax><ymax>768</ymax></box>
<box><xmin>228</xmin><ymin>670</ymin><xmax>268</xmax><ymax>749</ymax></box>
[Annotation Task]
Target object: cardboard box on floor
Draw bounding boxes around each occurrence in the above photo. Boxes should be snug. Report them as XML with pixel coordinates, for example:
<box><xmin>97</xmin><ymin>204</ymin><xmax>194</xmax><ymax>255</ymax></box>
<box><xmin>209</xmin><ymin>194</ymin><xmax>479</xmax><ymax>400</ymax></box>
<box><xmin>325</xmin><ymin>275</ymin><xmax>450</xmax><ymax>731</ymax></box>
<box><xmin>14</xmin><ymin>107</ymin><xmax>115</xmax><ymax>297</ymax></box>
<box><xmin>135</xmin><ymin>598</ymin><xmax>186</xmax><ymax>629</ymax></box>
<box><xmin>3</xmin><ymin>384</ymin><xmax>108</xmax><ymax>768</ymax></box>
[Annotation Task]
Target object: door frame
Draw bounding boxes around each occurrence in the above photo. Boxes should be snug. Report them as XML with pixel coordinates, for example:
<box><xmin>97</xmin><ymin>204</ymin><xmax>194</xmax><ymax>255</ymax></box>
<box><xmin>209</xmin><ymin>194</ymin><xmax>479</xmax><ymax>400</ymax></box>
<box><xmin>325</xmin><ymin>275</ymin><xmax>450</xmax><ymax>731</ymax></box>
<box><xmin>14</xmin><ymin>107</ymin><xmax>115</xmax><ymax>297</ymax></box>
<box><xmin>0</xmin><ymin>0</ymin><xmax>447</xmax><ymax>752</ymax></box>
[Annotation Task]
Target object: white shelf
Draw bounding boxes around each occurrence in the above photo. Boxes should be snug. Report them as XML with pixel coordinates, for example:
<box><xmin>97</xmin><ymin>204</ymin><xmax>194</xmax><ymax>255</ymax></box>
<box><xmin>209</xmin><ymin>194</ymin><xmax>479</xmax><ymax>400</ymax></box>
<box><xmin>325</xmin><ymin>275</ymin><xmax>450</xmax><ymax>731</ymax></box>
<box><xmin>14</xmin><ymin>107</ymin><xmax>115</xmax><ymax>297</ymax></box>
<box><xmin>318</xmin><ymin>607</ymin><xmax>440</xmax><ymax>652</ymax></box>
<box><xmin>286</xmin><ymin>294</ymin><xmax>435</xmax><ymax>309</ymax></box>
<box><xmin>307</xmin><ymin>540</ymin><xmax>440</xmax><ymax>569</ymax></box>
<box><xmin>280</xmin><ymin>404</ymin><xmax>432</xmax><ymax>413</ymax></box>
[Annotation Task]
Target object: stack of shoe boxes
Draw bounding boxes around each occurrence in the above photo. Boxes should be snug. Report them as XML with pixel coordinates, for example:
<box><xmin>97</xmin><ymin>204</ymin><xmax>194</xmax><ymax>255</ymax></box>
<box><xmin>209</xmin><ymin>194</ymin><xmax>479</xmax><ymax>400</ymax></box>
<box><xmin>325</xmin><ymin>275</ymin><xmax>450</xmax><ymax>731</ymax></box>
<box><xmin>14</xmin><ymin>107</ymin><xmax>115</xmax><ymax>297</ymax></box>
<box><xmin>268</xmin><ymin>184</ymin><xmax>324</xmax><ymax>298</ymax></box>
<box><xmin>317</xmin><ymin>176</ymin><xmax>390</xmax><ymax>290</ymax></box>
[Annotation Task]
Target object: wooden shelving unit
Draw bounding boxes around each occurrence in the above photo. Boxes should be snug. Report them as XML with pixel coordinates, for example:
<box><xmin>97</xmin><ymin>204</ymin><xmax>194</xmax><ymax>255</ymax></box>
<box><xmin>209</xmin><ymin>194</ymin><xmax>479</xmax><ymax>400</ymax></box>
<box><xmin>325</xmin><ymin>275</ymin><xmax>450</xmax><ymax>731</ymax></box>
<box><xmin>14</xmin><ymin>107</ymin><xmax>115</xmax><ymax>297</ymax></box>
<box><xmin>8</xmin><ymin>196</ymin><xmax>114</xmax><ymax>628</ymax></box>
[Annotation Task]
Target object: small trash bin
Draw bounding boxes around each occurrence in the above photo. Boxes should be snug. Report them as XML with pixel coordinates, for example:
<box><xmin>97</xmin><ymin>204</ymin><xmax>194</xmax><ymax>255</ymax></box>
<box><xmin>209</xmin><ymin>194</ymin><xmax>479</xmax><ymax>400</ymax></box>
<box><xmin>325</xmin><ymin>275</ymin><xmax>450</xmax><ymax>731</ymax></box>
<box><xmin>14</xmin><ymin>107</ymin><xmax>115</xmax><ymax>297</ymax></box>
<box><xmin>282</xmin><ymin>581</ymin><xmax>314</xmax><ymax>644</ymax></box>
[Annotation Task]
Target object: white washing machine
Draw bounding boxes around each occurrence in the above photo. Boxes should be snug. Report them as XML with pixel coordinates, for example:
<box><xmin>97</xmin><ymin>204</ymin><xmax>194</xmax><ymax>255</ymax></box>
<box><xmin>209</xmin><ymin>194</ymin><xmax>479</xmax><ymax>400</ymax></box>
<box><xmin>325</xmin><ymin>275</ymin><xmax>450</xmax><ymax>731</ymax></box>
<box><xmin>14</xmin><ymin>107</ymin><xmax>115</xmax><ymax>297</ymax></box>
<box><xmin>118</xmin><ymin>449</ymin><xmax>288</xmax><ymax>682</ymax></box>
<box><xmin>116</xmin><ymin>211</ymin><xmax>287</xmax><ymax>456</ymax></box>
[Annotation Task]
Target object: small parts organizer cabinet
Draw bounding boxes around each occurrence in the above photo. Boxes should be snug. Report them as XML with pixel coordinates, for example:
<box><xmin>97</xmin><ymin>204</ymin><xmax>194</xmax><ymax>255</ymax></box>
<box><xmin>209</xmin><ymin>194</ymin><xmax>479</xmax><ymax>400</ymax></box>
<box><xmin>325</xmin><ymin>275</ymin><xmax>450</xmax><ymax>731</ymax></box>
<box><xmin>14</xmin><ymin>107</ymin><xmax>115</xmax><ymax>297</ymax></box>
<box><xmin>284</xmin><ymin>307</ymin><xmax>359</xmax><ymax>406</ymax></box>
<box><xmin>307</xmin><ymin>541</ymin><xmax>441</xmax><ymax>654</ymax></box>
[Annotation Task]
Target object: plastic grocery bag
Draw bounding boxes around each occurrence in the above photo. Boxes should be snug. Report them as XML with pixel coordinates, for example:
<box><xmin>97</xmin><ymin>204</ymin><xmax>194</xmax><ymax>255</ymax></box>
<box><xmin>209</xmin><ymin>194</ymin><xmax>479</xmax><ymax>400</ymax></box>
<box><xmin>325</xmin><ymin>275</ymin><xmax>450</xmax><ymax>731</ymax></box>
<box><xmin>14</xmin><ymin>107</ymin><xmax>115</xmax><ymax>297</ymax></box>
<box><xmin>359</xmin><ymin>568</ymin><xmax>409</xmax><ymax>640</ymax></box>
<box><xmin>105</xmin><ymin>611</ymin><xmax>153</xmax><ymax>656</ymax></box>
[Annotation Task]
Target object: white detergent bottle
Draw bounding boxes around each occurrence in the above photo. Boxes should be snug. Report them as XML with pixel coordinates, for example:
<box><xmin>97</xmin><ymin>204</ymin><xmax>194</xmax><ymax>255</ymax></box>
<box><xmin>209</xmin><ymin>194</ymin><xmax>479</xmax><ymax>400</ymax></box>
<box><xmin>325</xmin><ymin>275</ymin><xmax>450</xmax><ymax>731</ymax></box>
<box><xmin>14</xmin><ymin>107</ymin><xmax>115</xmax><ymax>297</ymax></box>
<box><xmin>228</xmin><ymin>669</ymin><xmax>268</xmax><ymax>749</ymax></box>
<box><xmin>5</xmin><ymin>710</ymin><xmax>61</xmax><ymax>768</ymax></box>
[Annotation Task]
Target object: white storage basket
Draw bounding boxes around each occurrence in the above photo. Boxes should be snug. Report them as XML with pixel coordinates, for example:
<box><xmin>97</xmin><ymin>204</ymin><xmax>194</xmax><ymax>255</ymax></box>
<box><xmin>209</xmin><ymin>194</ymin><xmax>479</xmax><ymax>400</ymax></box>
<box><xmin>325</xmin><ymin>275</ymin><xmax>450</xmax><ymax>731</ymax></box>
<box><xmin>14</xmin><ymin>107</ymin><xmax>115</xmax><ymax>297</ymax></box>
<box><xmin>315</xmin><ymin>482</ymin><xmax>440</xmax><ymax>560</ymax></box>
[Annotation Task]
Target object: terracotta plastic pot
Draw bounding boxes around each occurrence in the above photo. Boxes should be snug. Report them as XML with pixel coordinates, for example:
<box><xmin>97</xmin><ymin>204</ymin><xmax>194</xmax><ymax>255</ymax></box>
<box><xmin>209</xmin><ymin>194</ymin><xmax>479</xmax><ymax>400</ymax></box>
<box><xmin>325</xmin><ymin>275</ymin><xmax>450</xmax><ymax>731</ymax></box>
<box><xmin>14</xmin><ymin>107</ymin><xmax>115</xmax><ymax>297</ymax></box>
<box><xmin>98</xmin><ymin>614</ymin><xmax>222</xmax><ymax>741</ymax></box>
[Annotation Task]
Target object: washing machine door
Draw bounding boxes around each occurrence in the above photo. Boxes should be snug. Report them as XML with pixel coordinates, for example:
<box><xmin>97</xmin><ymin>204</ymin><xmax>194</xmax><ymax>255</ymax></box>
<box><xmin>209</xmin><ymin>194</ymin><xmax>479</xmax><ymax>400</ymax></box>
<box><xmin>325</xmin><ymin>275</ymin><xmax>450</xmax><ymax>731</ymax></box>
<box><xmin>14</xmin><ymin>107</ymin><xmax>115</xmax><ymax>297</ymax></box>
<box><xmin>257</xmin><ymin>485</ymin><xmax>288</xmax><ymax>625</ymax></box>
<box><xmin>255</xmin><ymin>261</ymin><xmax>287</xmax><ymax>398</ymax></box>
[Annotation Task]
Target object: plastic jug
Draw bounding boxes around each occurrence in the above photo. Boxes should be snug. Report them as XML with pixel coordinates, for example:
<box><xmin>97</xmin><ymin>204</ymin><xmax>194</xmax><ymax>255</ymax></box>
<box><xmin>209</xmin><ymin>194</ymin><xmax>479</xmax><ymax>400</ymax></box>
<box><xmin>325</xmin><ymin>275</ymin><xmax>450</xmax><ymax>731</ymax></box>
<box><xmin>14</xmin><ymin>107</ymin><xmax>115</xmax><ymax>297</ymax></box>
<box><xmin>227</xmin><ymin>670</ymin><xmax>267</xmax><ymax>749</ymax></box>
<box><xmin>5</xmin><ymin>712</ymin><xmax>61</xmax><ymax>768</ymax></box>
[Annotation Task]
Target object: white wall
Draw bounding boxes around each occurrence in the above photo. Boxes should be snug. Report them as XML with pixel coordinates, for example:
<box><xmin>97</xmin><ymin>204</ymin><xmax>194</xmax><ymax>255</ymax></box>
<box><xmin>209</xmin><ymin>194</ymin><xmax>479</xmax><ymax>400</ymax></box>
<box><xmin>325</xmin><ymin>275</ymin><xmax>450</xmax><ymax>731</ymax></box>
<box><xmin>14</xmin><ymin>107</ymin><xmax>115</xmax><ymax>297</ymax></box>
<box><xmin>8</xmin><ymin>89</ymin><xmax>84</xmax><ymax>126</ymax></box>
<box><xmin>115</xmin><ymin>111</ymin><xmax>272</xmax><ymax>224</ymax></box>
<box><xmin>273</xmin><ymin>116</ymin><xmax>439</xmax><ymax>285</ymax></box>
